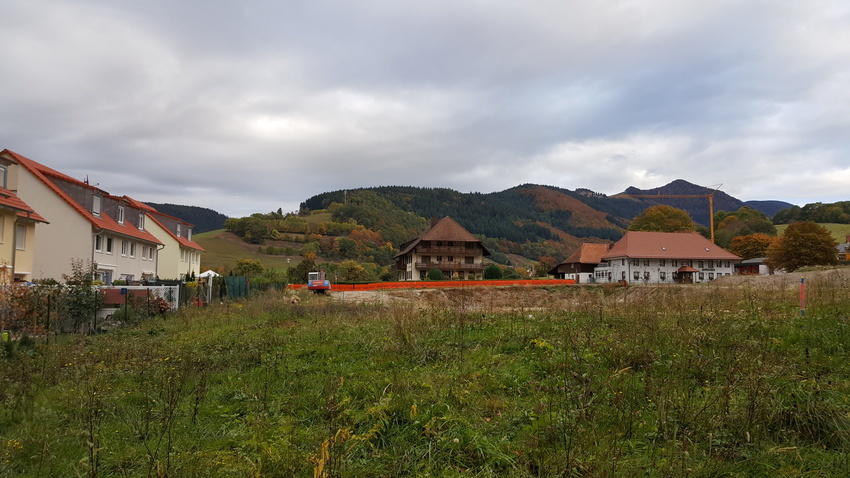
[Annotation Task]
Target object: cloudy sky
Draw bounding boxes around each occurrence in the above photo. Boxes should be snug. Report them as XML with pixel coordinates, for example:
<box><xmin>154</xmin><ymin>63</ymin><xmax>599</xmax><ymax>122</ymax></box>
<box><xmin>2</xmin><ymin>0</ymin><xmax>849</xmax><ymax>217</ymax></box>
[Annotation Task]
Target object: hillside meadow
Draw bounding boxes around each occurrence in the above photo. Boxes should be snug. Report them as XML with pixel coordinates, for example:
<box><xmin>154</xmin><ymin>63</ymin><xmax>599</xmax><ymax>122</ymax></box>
<box><xmin>3</xmin><ymin>271</ymin><xmax>850</xmax><ymax>476</ymax></box>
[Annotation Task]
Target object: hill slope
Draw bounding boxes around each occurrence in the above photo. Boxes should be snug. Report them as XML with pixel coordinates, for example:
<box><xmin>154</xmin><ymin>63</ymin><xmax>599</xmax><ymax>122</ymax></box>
<box><xmin>144</xmin><ymin>202</ymin><xmax>229</xmax><ymax>233</ymax></box>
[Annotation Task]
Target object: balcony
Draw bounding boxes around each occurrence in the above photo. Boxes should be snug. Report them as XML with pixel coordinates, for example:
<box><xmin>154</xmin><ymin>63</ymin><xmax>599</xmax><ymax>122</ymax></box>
<box><xmin>417</xmin><ymin>246</ymin><xmax>481</xmax><ymax>255</ymax></box>
<box><xmin>414</xmin><ymin>261</ymin><xmax>485</xmax><ymax>272</ymax></box>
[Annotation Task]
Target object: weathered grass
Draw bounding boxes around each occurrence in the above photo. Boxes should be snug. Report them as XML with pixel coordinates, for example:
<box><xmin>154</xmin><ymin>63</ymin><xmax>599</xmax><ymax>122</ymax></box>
<box><xmin>2</xmin><ymin>276</ymin><xmax>850</xmax><ymax>476</ymax></box>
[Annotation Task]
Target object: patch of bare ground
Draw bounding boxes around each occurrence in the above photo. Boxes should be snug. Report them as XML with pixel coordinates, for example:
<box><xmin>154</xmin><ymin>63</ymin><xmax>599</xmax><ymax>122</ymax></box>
<box><xmin>326</xmin><ymin>266</ymin><xmax>850</xmax><ymax>310</ymax></box>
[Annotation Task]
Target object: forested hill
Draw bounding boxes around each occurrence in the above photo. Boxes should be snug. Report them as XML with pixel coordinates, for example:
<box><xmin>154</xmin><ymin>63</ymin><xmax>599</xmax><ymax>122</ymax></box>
<box><xmin>144</xmin><ymin>203</ymin><xmax>229</xmax><ymax>233</ymax></box>
<box><xmin>301</xmin><ymin>181</ymin><xmax>791</xmax><ymax>244</ymax></box>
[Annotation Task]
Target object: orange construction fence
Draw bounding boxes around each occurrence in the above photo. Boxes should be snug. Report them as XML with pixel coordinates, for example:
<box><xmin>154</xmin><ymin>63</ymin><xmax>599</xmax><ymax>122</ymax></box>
<box><xmin>289</xmin><ymin>278</ymin><xmax>575</xmax><ymax>292</ymax></box>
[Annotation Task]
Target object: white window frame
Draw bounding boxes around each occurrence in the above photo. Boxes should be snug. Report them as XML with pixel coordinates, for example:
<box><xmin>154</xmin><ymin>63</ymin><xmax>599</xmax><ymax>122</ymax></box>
<box><xmin>95</xmin><ymin>235</ymin><xmax>103</xmax><ymax>252</ymax></box>
<box><xmin>176</xmin><ymin>223</ymin><xmax>181</xmax><ymax>238</ymax></box>
<box><xmin>105</xmin><ymin>237</ymin><xmax>113</xmax><ymax>254</ymax></box>
<box><xmin>92</xmin><ymin>195</ymin><xmax>102</xmax><ymax>217</ymax></box>
<box><xmin>187</xmin><ymin>229</ymin><xmax>192</xmax><ymax>242</ymax></box>
<box><xmin>129</xmin><ymin>243</ymin><xmax>136</xmax><ymax>258</ymax></box>
<box><xmin>121</xmin><ymin>240</ymin><xmax>128</xmax><ymax>257</ymax></box>
<box><xmin>138</xmin><ymin>213</ymin><xmax>145</xmax><ymax>231</ymax></box>
<box><xmin>15</xmin><ymin>224</ymin><xmax>25</xmax><ymax>250</ymax></box>
<box><xmin>117</xmin><ymin>206</ymin><xmax>125</xmax><ymax>224</ymax></box>
<box><xmin>0</xmin><ymin>164</ymin><xmax>7</xmax><ymax>188</ymax></box>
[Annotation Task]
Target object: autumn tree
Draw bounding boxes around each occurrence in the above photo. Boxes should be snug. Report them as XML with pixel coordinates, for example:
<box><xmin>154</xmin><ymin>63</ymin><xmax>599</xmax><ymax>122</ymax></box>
<box><xmin>714</xmin><ymin>207</ymin><xmax>777</xmax><ymax>247</ymax></box>
<box><xmin>728</xmin><ymin>233</ymin><xmax>777</xmax><ymax>260</ymax></box>
<box><xmin>629</xmin><ymin>205</ymin><xmax>696</xmax><ymax>233</ymax></box>
<box><xmin>766</xmin><ymin>221</ymin><xmax>837</xmax><ymax>272</ymax></box>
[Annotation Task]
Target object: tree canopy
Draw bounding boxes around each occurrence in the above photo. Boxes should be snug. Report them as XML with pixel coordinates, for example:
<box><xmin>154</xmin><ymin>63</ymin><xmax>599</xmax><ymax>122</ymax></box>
<box><xmin>628</xmin><ymin>205</ymin><xmax>696</xmax><ymax>233</ymax></box>
<box><xmin>728</xmin><ymin>233</ymin><xmax>777</xmax><ymax>260</ymax></box>
<box><xmin>714</xmin><ymin>207</ymin><xmax>777</xmax><ymax>248</ymax></box>
<box><xmin>766</xmin><ymin>222</ymin><xmax>837</xmax><ymax>272</ymax></box>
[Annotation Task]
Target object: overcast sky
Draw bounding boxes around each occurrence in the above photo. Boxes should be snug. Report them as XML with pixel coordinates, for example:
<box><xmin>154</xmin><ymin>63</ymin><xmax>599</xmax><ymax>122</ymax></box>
<box><xmin>2</xmin><ymin>1</ymin><xmax>849</xmax><ymax>217</ymax></box>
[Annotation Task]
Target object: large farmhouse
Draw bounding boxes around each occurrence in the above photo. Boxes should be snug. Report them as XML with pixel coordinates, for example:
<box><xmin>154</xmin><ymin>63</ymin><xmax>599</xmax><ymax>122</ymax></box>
<box><xmin>394</xmin><ymin>217</ymin><xmax>490</xmax><ymax>281</ymax></box>
<box><xmin>593</xmin><ymin>231</ymin><xmax>741</xmax><ymax>284</ymax></box>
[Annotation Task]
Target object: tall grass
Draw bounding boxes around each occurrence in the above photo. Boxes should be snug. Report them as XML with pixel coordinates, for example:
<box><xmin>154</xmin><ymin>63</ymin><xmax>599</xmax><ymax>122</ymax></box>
<box><xmin>2</xmin><ymin>276</ymin><xmax>850</xmax><ymax>476</ymax></box>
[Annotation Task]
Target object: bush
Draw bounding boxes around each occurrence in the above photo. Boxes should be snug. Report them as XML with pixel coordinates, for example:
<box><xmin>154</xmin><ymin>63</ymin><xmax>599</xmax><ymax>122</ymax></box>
<box><xmin>426</xmin><ymin>268</ymin><xmax>444</xmax><ymax>281</ymax></box>
<box><xmin>483</xmin><ymin>263</ymin><xmax>503</xmax><ymax>280</ymax></box>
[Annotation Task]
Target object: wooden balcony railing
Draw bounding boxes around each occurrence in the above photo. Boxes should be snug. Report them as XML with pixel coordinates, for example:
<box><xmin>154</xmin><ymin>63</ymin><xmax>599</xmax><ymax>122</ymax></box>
<box><xmin>416</xmin><ymin>246</ymin><xmax>481</xmax><ymax>255</ymax></box>
<box><xmin>414</xmin><ymin>261</ymin><xmax>485</xmax><ymax>272</ymax></box>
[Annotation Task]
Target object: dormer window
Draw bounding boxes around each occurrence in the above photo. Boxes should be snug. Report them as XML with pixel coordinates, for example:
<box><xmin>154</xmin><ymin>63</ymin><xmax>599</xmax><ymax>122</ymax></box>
<box><xmin>138</xmin><ymin>213</ymin><xmax>145</xmax><ymax>231</ymax></box>
<box><xmin>117</xmin><ymin>206</ymin><xmax>125</xmax><ymax>224</ymax></box>
<box><xmin>176</xmin><ymin>223</ymin><xmax>181</xmax><ymax>238</ymax></box>
<box><xmin>92</xmin><ymin>195</ymin><xmax>102</xmax><ymax>217</ymax></box>
<box><xmin>187</xmin><ymin>229</ymin><xmax>192</xmax><ymax>242</ymax></box>
<box><xmin>0</xmin><ymin>165</ymin><xmax>7</xmax><ymax>188</ymax></box>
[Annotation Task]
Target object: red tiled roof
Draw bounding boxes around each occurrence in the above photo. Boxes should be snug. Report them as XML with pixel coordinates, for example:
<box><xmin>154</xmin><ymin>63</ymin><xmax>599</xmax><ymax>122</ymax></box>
<box><xmin>0</xmin><ymin>187</ymin><xmax>48</xmax><ymax>223</ymax></box>
<box><xmin>1</xmin><ymin>149</ymin><xmax>162</xmax><ymax>245</ymax></box>
<box><xmin>560</xmin><ymin>243</ymin><xmax>610</xmax><ymax>265</ymax></box>
<box><xmin>602</xmin><ymin>231</ymin><xmax>741</xmax><ymax>261</ymax></box>
<box><xmin>122</xmin><ymin>197</ymin><xmax>204</xmax><ymax>252</ymax></box>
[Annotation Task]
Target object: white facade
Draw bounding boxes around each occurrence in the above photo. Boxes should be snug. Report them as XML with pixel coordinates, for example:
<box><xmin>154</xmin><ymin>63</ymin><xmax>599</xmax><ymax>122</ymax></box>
<box><xmin>594</xmin><ymin>258</ymin><xmax>736</xmax><ymax>284</ymax></box>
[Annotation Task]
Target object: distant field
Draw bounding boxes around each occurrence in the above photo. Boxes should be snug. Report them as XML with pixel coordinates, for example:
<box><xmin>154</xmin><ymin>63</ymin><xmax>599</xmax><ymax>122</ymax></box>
<box><xmin>194</xmin><ymin>229</ymin><xmax>305</xmax><ymax>273</ymax></box>
<box><xmin>775</xmin><ymin>223</ymin><xmax>850</xmax><ymax>242</ymax></box>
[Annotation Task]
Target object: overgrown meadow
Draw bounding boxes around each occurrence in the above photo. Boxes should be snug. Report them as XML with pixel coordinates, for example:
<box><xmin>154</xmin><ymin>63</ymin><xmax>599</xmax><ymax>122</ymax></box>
<box><xmin>3</xmin><ymin>273</ymin><xmax>850</xmax><ymax>477</ymax></box>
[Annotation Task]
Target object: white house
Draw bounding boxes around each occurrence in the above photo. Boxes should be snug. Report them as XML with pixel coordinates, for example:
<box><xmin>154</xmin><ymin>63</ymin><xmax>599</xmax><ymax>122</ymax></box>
<box><xmin>1</xmin><ymin>149</ymin><xmax>163</xmax><ymax>283</ymax></box>
<box><xmin>594</xmin><ymin>231</ymin><xmax>742</xmax><ymax>284</ymax></box>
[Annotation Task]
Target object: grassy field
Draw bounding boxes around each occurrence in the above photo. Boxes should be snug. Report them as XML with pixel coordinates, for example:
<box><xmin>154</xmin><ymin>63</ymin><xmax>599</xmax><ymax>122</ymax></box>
<box><xmin>195</xmin><ymin>229</ymin><xmax>305</xmax><ymax>273</ymax></box>
<box><xmin>3</xmin><ymin>273</ymin><xmax>850</xmax><ymax>476</ymax></box>
<box><xmin>775</xmin><ymin>223</ymin><xmax>850</xmax><ymax>243</ymax></box>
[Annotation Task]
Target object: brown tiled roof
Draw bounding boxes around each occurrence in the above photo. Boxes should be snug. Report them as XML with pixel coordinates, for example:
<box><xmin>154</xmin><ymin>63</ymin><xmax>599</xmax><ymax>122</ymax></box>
<box><xmin>395</xmin><ymin>216</ymin><xmax>490</xmax><ymax>258</ymax></box>
<box><xmin>0</xmin><ymin>187</ymin><xmax>48</xmax><ymax>223</ymax></box>
<box><xmin>2</xmin><ymin>149</ymin><xmax>162</xmax><ymax>245</ymax></box>
<box><xmin>602</xmin><ymin>231</ymin><xmax>741</xmax><ymax>260</ymax></box>
<box><xmin>561</xmin><ymin>243</ymin><xmax>610</xmax><ymax>265</ymax></box>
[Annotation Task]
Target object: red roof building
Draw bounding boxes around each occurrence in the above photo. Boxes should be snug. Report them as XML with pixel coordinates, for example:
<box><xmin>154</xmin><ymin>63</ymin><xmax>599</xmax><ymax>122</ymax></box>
<box><xmin>0</xmin><ymin>149</ymin><xmax>201</xmax><ymax>283</ymax></box>
<box><xmin>595</xmin><ymin>231</ymin><xmax>741</xmax><ymax>284</ymax></box>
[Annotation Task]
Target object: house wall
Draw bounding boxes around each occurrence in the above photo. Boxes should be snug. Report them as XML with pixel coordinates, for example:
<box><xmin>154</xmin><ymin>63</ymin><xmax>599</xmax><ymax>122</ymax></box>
<box><xmin>92</xmin><ymin>233</ymin><xmax>158</xmax><ymax>283</ymax></box>
<box><xmin>13</xmin><ymin>221</ymin><xmax>38</xmax><ymax>280</ymax></box>
<box><xmin>0</xmin><ymin>210</ymin><xmax>13</xmax><ymax>282</ymax></box>
<box><xmin>15</xmin><ymin>169</ymin><xmax>92</xmax><ymax>281</ymax></box>
<box><xmin>397</xmin><ymin>243</ymin><xmax>485</xmax><ymax>281</ymax></box>
<box><xmin>595</xmin><ymin>258</ymin><xmax>737</xmax><ymax>284</ymax></box>
<box><xmin>147</xmin><ymin>220</ymin><xmax>200</xmax><ymax>280</ymax></box>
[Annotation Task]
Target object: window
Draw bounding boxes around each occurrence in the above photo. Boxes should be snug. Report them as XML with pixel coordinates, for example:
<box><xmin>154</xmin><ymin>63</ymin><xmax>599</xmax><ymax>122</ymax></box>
<box><xmin>92</xmin><ymin>195</ymin><xmax>102</xmax><ymax>216</ymax></box>
<box><xmin>95</xmin><ymin>235</ymin><xmax>103</xmax><ymax>252</ymax></box>
<box><xmin>633</xmin><ymin>271</ymin><xmax>640</xmax><ymax>280</ymax></box>
<box><xmin>621</xmin><ymin>271</ymin><xmax>626</xmax><ymax>280</ymax></box>
<box><xmin>130</xmin><ymin>243</ymin><xmax>136</xmax><ymax>258</ymax></box>
<box><xmin>15</xmin><ymin>224</ymin><xmax>25</xmax><ymax>250</ymax></box>
<box><xmin>708</xmin><ymin>260</ymin><xmax>714</xmax><ymax>268</ymax></box>
<box><xmin>709</xmin><ymin>273</ymin><xmax>715</xmax><ymax>280</ymax></box>
<box><xmin>121</xmin><ymin>240</ymin><xmax>128</xmax><ymax>256</ymax></box>
<box><xmin>105</xmin><ymin>237</ymin><xmax>113</xmax><ymax>254</ymax></box>
<box><xmin>698</xmin><ymin>260</ymin><xmax>704</xmax><ymax>268</ymax></box>
<box><xmin>177</xmin><ymin>223</ymin><xmax>181</xmax><ymax>238</ymax></box>
<box><xmin>181</xmin><ymin>249</ymin><xmax>186</xmax><ymax>262</ymax></box>
<box><xmin>117</xmin><ymin>206</ymin><xmax>125</xmax><ymax>224</ymax></box>
<box><xmin>698</xmin><ymin>272</ymin><xmax>705</xmax><ymax>281</ymax></box>
<box><xmin>672</xmin><ymin>260</ymin><xmax>678</xmax><ymax>267</ymax></box>
<box><xmin>138</xmin><ymin>213</ymin><xmax>145</xmax><ymax>231</ymax></box>
<box><xmin>187</xmin><ymin>229</ymin><xmax>192</xmax><ymax>242</ymax></box>
<box><xmin>643</xmin><ymin>259</ymin><xmax>649</xmax><ymax>266</ymax></box>
<box><xmin>660</xmin><ymin>271</ymin><xmax>667</xmax><ymax>281</ymax></box>
<box><xmin>422</xmin><ymin>255</ymin><xmax>430</xmax><ymax>263</ymax></box>
<box><xmin>660</xmin><ymin>259</ymin><xmax>666</xmax><ymax>267</ymax></box>
<box><xmin>465</xmin><ymin>256</ymin><xmax>474</xmax><ymax>264</ymax></box>
<box><xmin>0</xmin><ymin>164</ymin><xmax>7</xmax><ymax>188</ymax></box>
<box><xmin>148</xmin><ymin>247</ymin><xmax>154</xmax><ymax>260</ymax></box>
<box><xmin>643</xmin><ymin>271</ymin><xmax>650</xmax><ymax>280</ymax></box>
